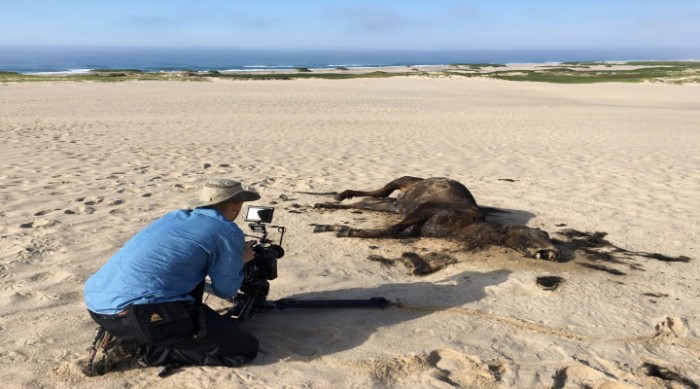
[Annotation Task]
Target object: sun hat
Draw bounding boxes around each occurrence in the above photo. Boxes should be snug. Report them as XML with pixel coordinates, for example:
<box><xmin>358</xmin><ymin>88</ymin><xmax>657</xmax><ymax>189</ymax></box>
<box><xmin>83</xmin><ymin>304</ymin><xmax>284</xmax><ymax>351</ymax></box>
<box><xmin>191</xmin><ymin>178</ymin><xmax>260</xmax><ymax>208</ymax></box>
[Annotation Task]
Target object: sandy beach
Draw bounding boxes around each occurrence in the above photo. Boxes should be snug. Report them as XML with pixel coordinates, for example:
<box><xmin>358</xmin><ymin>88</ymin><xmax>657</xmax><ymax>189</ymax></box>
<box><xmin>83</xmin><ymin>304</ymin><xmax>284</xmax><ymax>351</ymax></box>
<box><xmin>1</xmin><ymin>77</ymin><xmax>698</xmax><ymax>388</ymax></box>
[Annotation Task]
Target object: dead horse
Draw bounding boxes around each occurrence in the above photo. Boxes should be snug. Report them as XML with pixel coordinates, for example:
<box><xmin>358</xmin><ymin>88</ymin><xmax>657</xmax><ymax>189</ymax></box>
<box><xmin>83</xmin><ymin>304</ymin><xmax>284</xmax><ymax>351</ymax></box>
<box><xmin>313</xmin><ymin>176</ymin><xmax>561</xmax><ymax>261</ymax></box>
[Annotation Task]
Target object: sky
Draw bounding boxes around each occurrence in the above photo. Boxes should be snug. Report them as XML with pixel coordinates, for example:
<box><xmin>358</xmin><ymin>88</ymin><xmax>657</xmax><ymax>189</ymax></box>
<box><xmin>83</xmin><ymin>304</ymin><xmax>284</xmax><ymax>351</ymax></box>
<box><xmin>2</xmin><ymin>0</ymin><xmax>699</xmax><ymax>51</ymax></box>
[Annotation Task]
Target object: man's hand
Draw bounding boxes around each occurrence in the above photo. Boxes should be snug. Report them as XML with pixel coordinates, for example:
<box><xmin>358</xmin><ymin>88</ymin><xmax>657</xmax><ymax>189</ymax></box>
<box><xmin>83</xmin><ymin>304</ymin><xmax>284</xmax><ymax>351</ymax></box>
<box><xmin>243</xmin><ymin>240</ymin><xmax>256</xmax><ymax>263</ymax></box>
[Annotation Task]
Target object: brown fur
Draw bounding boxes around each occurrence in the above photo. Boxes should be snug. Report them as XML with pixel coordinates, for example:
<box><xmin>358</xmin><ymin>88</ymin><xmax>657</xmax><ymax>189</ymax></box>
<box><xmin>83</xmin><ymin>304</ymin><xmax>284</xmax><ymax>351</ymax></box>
<box><xmin>314</xmin><ymin>176</ymin><xmax>561</xmax><ymax>260</ymax></box>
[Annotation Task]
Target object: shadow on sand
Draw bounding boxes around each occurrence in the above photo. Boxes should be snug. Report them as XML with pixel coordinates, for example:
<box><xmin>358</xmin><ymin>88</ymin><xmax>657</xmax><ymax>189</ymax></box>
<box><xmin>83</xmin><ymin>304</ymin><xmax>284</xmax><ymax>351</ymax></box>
<box><xmin>239</xmin><ymin>269</ymin><xmax>511</xmax><ymax>364</ymax></box>
<box><xmin>483</xmin><ymin>206</ymin><xmax>537</xmax><ymax>226</ymax></box>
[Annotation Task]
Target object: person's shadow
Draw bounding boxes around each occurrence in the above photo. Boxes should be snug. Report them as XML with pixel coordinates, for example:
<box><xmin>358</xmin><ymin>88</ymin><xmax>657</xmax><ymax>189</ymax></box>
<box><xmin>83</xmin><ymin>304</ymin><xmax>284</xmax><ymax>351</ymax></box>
<box><xmin>237</xmin><ymin>269</ymin><xmax>511</xmax><ymax>364</ymax></box>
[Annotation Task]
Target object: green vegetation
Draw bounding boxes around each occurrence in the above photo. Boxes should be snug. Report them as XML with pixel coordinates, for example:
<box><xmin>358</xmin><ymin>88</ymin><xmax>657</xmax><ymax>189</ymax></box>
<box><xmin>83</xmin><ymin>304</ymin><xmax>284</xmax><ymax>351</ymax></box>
<box><xmin>624</xmin><ymin>61</ymin><xmax>700</xmax><ymax>67</ymax></box>
<box><xmin>2</xmin><ymin>61</ymin><xmax>698</xmax><ymax>84</ymax></box>
<box><xmin>0</xmin><ymin>71</ymin><xmax>206</xmax><ymax>83</ymax></box>
<box><xmin>446</xmin><ymin>61</ymin><xmax>700</xmax><ymax>84</ymax></box>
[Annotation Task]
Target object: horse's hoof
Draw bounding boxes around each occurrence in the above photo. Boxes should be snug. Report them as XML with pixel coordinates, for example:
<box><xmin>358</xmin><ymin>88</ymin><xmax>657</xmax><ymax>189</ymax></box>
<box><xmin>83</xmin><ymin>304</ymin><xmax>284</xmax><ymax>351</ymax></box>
<box><xmin>336</xmin><ymin>226</ymin><xmax>352</xmax><ymax>237</ymax></box>
<box><xmin>534</xmin><ymin>249</ymin><xmax>561</xmax><ymax>262</ymax></box>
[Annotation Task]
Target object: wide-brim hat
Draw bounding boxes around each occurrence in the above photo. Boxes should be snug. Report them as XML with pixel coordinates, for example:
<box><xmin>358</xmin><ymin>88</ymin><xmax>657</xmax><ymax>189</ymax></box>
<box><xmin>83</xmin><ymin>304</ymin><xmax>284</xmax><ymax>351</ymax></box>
<box><xmin>190</xmin><ymin>178</ymin><xmax>261</xmax><ymax>208</ymax></box>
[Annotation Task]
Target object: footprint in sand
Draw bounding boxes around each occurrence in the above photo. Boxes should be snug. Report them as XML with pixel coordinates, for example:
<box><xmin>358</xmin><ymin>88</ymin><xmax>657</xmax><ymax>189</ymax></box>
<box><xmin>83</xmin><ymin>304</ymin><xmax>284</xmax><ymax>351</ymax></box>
<box><xmin>11</xmin><ymin>290</ymin><xmax>35</xmax><ymax>301</ymax></box>
<box><xmin>106</xmin><ymin>199</ymin><xmax>124</xmax><ymax>206</ymax></box>
<box><xmin>33</xmin><ymin>209</ymin><xmax>62</xmax><ymax>216</ymax></box>
<box><xmin>28</xmin><ymin>272</ymin><xmax>52</xmax><ymax>282</ymax></box>
<box><xmin>77</xmin><ymin>206</ymin><xmax>96</xmax><ymax>214</ymax></box>
<box><xmin>366</xmin><ymin>354</ymin><xmax>431</xmax><ymax>383</ymax></box>
<box><xmin>21</xmin><ymin>236</ymin><xmax>62</xmax><ymax>259</ymax></box>
<box><xmin>31</xmin><ymin>219</ymin><xmax>61</xmax><ymax>229</ymax></box>
<box><xmin>655</xmin><ymin>315</ymin><xmax>689</xmax><ymax>338</ymax></box>
<box><xmin>36</xmin><ymin>291</ymin><xmax>60</xmax><ymax>301</ymax></box>
<box><xmin>49</xmin><ymin>362</ymin><xmax>91</xmax><ymax>385</ymax></box>
<box><xmin>4</xmin><ymin>350</ymin><xmax>30</xmax><ymax>363</ymax></box>
<box><xmin>2</xmin><ymin>280</ymin><xmax>27</xmax><ymax>291</ymax></box>
<box><xmin>83</xmin><ymin>196</ymin><xmax>104</xmax><ymax>206</ymax></box>
<box><xmin>428</xmin><ymin>348</ymin><xmax>499</xmax><ymax>388</ymax></box>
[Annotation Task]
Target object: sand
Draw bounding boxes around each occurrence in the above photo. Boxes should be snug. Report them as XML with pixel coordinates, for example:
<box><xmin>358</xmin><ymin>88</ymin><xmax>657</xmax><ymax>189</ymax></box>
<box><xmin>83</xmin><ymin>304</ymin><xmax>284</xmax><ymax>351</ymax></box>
<box><xmin>0</xmin><ymin>77</ymin><xmax>698</xmax><ymax>388</ymax></box>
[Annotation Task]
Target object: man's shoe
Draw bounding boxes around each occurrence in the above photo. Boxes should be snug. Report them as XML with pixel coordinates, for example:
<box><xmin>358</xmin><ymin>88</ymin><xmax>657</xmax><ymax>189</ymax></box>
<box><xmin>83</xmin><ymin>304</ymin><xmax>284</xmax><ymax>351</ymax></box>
<box><xmin>86</xmin><ymin>328</ymin><xmax>146</xmax><ymax>376</ymax></box>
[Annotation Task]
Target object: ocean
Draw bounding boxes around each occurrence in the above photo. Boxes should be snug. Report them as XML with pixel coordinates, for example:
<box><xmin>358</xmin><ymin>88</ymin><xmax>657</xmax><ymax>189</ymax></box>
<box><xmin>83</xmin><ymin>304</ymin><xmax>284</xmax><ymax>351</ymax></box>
<box><xmin>1</xmin><ymin>46</ymin><xmax>697</xmax><ymax>74</ymax></box>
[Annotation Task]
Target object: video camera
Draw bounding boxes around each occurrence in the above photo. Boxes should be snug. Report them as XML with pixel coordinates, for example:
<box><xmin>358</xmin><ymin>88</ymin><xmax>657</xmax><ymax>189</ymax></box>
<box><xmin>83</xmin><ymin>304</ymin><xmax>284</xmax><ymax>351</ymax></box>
<box><xmin>228</xmin><ymin>206</ymin><xmax>286</xmax><ymax>320</ymax></box>
<box><xmin>242</xmin><ymin>206</ymin><xmax>286</xmax><ymax>282</ymax></box>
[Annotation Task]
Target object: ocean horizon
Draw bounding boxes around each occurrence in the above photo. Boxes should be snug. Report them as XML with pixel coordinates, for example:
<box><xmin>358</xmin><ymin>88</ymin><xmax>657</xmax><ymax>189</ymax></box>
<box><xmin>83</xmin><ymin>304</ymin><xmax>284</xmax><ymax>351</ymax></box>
<box><xmin>1</xmin><ymin>46</ymin><xmax>698</xmax><ymax>74</ymax></box>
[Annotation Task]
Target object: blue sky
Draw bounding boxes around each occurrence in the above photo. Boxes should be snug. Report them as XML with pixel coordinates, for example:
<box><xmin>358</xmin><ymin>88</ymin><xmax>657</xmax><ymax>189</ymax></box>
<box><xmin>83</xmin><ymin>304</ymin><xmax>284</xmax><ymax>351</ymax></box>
<box><xmin>3</xmin><ymin>0</ymin><xmax>698</xmax><ymax>51</ymax></box>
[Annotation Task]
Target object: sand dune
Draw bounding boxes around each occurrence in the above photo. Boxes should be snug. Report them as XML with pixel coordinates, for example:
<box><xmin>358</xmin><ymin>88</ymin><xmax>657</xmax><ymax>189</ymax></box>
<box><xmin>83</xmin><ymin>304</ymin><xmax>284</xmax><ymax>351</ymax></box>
<box><xmin>1</xmin><ymin>77</ymin><xmax>698</xmax><ymax>388</ymax></box>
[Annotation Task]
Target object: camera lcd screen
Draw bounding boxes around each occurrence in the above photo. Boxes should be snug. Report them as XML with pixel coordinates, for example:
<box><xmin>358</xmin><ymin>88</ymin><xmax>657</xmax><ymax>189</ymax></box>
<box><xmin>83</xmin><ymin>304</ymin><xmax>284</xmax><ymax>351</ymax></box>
<box><xmin>244</xmin><ymin>206</ymin><xmax>274</xmax><ymax>223</ymax></box>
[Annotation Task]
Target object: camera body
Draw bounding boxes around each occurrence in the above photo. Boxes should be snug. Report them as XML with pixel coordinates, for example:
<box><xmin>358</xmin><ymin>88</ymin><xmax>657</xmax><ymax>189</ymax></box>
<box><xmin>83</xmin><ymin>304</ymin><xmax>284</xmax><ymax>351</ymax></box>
<box><xmin>241</xmin><ymin>205</ymin><xmax>285</xmax><ymax>282</ymax></box>
<box><xmin>231</xmin><ymin>206</ymin><xmax>286</xmax><ymax>320</ymax></box>
<box><xmin>244</xmin><ymin>243</ymin><xmax>284</xmax><ymax>281</ymax></box>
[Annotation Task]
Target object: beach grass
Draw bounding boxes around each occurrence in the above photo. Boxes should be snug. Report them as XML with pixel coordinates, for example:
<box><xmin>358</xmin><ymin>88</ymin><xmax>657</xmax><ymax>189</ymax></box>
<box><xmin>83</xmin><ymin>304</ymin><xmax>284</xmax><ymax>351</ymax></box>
<box><xmin>0</xmin><ymin>69</ymin><xmax>422</xmax><ymax>82</ymax></box>
<box><xmin>2</xmin><ymin>61</ymin><xmax>699</xmax><ymax>84</ymax></box>
<box><xmin>463</xmin><ymin>61</ymin><xmax>700</xmax><ymax>84</ymax></box>
<box><xmin>0</xmin><ymin>70</ymin><xmax>208</xmax><ymax>83</ymax></box>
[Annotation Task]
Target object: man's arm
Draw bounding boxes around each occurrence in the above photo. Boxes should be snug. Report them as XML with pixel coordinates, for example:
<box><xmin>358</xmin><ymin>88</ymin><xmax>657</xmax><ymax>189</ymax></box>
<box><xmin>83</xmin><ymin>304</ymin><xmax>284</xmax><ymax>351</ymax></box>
<box><xmin>208</xmin><ymin>233</ymin><xmax>246</xmax><ymax>299</ymax></box>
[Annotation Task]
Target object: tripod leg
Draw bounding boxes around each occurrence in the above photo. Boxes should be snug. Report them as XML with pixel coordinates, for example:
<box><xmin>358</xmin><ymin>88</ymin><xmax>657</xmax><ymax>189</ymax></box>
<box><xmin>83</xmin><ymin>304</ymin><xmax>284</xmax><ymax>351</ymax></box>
<box><xmin>271</xmin><ymin>297</ymin><xmax>390</xmax><ymax>310</ymax></box>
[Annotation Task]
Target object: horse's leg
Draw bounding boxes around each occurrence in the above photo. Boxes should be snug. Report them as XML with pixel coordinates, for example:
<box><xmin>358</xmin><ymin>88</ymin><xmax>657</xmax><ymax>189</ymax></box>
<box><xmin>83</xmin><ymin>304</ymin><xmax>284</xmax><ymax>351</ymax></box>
<box><xmin>334</xmin><ymin>176</ymin><xmax>424</xmax><ymax>201</ymax></box>
<box><xmin>314</xmin><ymin>197</ymin><xmax>399</xmax><ymax>212</ymax></box>
<box><xmin>333</xmin><ymin>208</ymin><xmax>433</xmax><ymax>238</ymax></box>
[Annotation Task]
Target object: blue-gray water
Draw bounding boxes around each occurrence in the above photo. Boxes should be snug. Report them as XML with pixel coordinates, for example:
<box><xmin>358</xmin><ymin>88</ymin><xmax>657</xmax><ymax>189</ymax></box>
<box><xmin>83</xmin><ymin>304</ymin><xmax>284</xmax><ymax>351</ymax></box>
<box><xmin>1</xmin><ymin>47</ymin><xmax>698</xmax><ymax>74</ymax></box>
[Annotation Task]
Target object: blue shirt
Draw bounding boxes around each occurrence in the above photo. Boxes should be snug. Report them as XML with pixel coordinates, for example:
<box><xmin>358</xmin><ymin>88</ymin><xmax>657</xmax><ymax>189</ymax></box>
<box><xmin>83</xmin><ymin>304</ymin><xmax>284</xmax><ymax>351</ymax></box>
<box><xmin>84</xmin><ymin>208</ymin><xmax>245</xmax><ymax>315</ymax></box>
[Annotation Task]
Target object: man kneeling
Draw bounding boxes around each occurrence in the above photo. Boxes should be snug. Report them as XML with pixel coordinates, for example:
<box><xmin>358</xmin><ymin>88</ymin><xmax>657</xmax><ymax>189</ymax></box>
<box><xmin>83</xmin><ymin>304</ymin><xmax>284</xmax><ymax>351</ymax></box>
<box><xmin>83</xmin><ymin>178</ymin><xmax>260</xmax><ymax>374</ymax></box>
